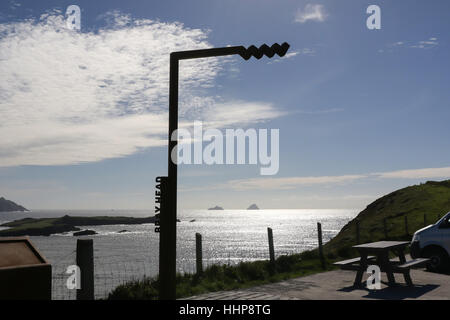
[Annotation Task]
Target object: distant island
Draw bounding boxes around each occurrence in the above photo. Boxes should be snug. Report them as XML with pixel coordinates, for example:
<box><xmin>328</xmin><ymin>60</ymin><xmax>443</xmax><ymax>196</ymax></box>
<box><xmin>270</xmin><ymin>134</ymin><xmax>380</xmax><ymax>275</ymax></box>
<box><xmin>0</xmin><ymin>197</ymin><xmax>28</xmax><ymax>212</ymax></box>
<box><xmin>0</xmin><ymin>215</ymin><xmax>156</xmax><ymax>237</ymax></box>
<box><xmin>208</xmin><ymin>206</ymin><xmax>224</xmax><ymax>210</ymax></box>
<box><xmin>247</xmin><ymin>204</ymin><xmax>259</xmax><ymax>210</ymax></box>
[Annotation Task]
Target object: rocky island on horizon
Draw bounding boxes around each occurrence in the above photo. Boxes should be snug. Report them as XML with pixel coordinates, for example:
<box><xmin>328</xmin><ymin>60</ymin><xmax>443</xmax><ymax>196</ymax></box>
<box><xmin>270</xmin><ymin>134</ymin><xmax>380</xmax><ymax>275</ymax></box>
<box><xmin>0</xmin><ymin>197</ymin><xmax>28</xmax><ymax>212</ymax></box>
<box><xmin>208</xmin><ymin>205</ymin><xmax>224</xmax><ymax>210</ymax></box>
<box><xmin>247</xmin><ymin>204</ymin><xmax>259</xmax><ymax>210</ymax></box>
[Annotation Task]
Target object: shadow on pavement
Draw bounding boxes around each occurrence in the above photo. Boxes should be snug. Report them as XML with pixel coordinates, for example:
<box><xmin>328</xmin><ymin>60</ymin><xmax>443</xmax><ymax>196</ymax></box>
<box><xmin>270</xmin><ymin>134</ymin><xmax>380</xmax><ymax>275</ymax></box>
<box><xmin>338</xmin><ymin>282</ymin><xmax>440</xmax><ymax>300</ymax></box>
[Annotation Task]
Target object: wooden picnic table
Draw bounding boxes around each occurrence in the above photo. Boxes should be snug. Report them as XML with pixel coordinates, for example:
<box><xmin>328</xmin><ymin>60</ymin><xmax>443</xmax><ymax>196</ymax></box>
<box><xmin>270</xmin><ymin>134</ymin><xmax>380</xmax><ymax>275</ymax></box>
<box><xmin>334</xmin><ymin>241</ymin><xmax>429</xmax><ymax>287</ymax></box>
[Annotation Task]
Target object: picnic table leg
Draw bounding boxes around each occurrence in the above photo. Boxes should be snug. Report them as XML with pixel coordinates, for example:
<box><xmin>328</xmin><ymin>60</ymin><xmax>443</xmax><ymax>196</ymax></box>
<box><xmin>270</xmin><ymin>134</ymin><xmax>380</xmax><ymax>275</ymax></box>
<box><xmin>354</xmin><ymin>252</ymin><xmax>368</xmax><ymax>287</ymax></box>
<box><xmin>397</xmin><ymin>249</ymin><xmax>413</xmax><ymax>286</ymax></box>
<box><xmin>381</xmin><ymin>252</ymin><xmax>396</xmax><ymax>285</ymax></box>
<box><xmin>397</xmin><ymin>248</ymin><xmax>406</xmax><ymax>264</ymax></box>
<box><xmin>403</xmin><ymin>271</ymin><xmax>413</xmax><ymax>286</ymax></box>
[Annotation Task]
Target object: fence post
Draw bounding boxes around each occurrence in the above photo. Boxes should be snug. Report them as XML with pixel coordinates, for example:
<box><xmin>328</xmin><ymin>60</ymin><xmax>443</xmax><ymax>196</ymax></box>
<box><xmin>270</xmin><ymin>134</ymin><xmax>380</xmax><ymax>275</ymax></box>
<box><xmin>317</xmin><ymin>222</ymin><xmax>325</xmax><ymax>269</ymax></box>
<box><xmin>404</xmin><ymin>215</ymin><xmax>409</xmax><ymax>236</ymax></box>
<box><xmin>195</xmin><ymin>233</ymin><xmax>203</xmax><ymax>275</ymax></box>
<box><xmin>356</xmin><ymin>220</ymin><xmax>360</xmax><ymax>244</ymax></box>
<box><xmin>76</xmin><ymin>239</ymin><xmax>94</xmax><ymax>300</ymax></box>
<box><xmin>267</xmin><ymin>227</ymin><xmax>275</xmax><ymax>264</ymax></box>
<box><xmin>383</xmin><ymin>218</ymin><xmax>388</xmax><ymax>239</ymax></box>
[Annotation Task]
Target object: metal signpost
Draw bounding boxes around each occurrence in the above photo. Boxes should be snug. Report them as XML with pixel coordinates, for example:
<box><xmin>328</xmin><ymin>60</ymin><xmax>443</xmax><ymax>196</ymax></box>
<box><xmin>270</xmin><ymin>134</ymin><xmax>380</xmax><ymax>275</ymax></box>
<box><xmin>158</xmin><ymin>43</ymin><xmax>290</xmax><ymax>300</ymax></box>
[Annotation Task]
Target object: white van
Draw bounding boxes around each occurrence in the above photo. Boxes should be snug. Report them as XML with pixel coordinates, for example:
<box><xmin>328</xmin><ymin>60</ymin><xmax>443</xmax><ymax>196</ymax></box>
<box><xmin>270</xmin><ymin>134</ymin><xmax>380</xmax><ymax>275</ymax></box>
<box><xmin>410</xmin><ymin>211</ymin><xmax>450</xmax><ymax>272</ymax></box>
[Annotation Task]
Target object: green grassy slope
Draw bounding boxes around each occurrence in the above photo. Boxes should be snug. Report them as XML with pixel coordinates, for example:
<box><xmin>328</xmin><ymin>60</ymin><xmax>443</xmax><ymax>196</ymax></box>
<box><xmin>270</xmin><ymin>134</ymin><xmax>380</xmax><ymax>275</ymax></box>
<box><xmin>324</xmin><ymin>180</ymin><xmax>450</xmax><ymax>258</ymax></box>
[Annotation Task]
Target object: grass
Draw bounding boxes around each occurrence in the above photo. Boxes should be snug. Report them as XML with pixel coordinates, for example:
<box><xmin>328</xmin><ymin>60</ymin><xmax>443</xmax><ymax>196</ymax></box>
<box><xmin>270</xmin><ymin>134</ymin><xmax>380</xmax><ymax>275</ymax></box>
<box><xmin>108</xmin><ymin>251</ymin><xmax>334</xmax><ymax>300</ymax></box>
<box><xmin>109</xmin><ymin>179</ymin><xmax>450</xmax><ymax>300</ymax></box>
<box><xmin>1</xmin><ymin>218</ymin><xmax>58</xmax><ymax>231</ymax></box>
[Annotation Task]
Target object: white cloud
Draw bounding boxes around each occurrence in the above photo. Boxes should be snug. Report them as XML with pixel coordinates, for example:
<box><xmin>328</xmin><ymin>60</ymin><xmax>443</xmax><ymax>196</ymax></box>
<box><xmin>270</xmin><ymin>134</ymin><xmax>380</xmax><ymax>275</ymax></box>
<box><xmin>9</xmin><ymin>0</ymin><xmax>21</xmax><ymax>10</ymax></box>
<box><xmin>295</xmin><ymin>4</ymin><xmax>328</xmax><ymax>23</ymax></box>
<box><xmin>0</xmin><ymin>12</ymin><xmax>283</xmax><ymax>167</ymax></box>
<box><xmin>227</xmin><ymin>175</ymin><xmax>367</xmax><ymax>191</ymax></box>
<box><xmin>282</xmin><ymin>52</ymin><xmax>300</xmax><ymax>59</ymax></box>
<box><xmin>410</xmin><ymin>38</ymin><xmax>439</xmax><ymax>49</ymax></box>
<box><xmin>384</xmin><ymin>38</ymin><xmax>439</xmax><ymax>51</ymax></box>
<box><xmin>267</xmin><ymin>48</ymin><xmax>315</xmax><ymax>64</ymax></box>
<box><xmin>375</xmin><ymin>166</ymin><xmax>450</xmax><ymax>179</ymax></box>
<box><xmin>216</xmin><ymin>166</ymin><xmax>450</xmax><ymax>191</ymax></box>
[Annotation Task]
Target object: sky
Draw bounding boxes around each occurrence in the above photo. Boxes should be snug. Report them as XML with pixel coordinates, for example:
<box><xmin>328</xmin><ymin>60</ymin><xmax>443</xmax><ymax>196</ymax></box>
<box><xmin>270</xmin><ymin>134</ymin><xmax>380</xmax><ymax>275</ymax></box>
<box><xmin>0</xmin><ymin>0</ymin><xmax>449</xmax><ymax>210</ymax></box>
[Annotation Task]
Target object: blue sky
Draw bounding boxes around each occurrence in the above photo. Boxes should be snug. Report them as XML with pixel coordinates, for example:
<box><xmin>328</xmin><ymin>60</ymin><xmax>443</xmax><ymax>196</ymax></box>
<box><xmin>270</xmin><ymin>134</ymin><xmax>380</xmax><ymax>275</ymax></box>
<box><xmin>0</xmin><ymin>0</ymin><xmax>449</xmax><ymax>210</ymax></box>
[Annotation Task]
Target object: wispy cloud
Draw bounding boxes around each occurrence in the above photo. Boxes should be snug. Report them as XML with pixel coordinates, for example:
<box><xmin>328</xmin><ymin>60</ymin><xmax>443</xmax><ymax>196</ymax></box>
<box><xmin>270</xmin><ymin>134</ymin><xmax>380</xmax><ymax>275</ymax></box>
<box><xmin>9</xmin><ymin>0</ymin><xmax>21</xmax><ymax>10</ymax></box>
<box><xmin>227</xmin><ymin>175</ymin><xmax>366</xmax><ymax>191</ymax></box>
<box><xmin>294</xmin><ymin>4</ymin><xmax>328</xmax><ymax>23</ymax></box>
<box><xmin>0</xmin><ymin>11</ymin><xmax>283</xmax><ymax>167</ymax></box>
<box><xmin>381</xmin><ymin>38</ymin><xmax>439</xmax><ymax>52</ymax></box>
<box><xmin>268</xmin><ymin>48</ymin><xmax>315</xmax><ymax>64</ymax></box>
<box><xmin>375</xmin><ymin>166</ymin><xmax>450</xmax><ymax>179</ymax></box>
<box><xmin>410</xmin><ymin>37</ymin><xmax>439</xmax><ymax>49</ymax></box>
<box><xmin>217</xmin><ymin>166</ymin><xmax>450</xmax><ymax>191</ymax></box>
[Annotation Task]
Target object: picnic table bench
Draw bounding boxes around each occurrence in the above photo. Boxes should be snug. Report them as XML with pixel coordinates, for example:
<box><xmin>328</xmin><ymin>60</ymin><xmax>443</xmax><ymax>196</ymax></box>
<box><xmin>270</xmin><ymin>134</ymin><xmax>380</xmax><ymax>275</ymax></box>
<box><xmin>333</xmin><ymin>241</ymin><xmax>429</xmax><ymax>287</ymax></box>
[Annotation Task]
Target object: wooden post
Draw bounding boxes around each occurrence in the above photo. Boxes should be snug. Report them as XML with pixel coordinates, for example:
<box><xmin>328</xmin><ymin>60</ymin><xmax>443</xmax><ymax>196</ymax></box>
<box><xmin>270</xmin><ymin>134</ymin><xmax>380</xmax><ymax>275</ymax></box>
<box><xmin>383</xmin><ymin>218</ymin><xmax>388</xmax><ymax>239</ymax></box>
<box><xmin>267</xmin><ymin>228</ymin><xmax>275</xmax><ymax>264</ymax></box>
<box><xmin>76</xmin><ymin>239</ymin><xmax>94</xmax><ymax>300</ymax></box>
<box><xmin>404</xmin><ymin>215</ymin><xmax>409</xmax><ymax>236</ymax></box>
<box><xmin>356</xmin><ymin>220</ymin><xmax>360</xmax><ymax>244</ymax></box>
<box><xmin>195</xmin><ymin>233</ymin><xmax>203</xmax><ymax>275</ymax></box>
<box><xmin>317</xmin><ymin>222</ymin><xmax>325</xmax><ymax>269</ymax></box>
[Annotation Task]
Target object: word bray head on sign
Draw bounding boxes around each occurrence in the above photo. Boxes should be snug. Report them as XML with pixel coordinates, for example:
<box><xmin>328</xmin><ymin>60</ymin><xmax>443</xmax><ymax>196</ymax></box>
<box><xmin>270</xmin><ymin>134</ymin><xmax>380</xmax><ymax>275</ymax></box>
<box><xmin>171</xmin><ymin>121</ymin><xmax>279</xmax><ymax>175</ymax></box>
<box><xmin>153</xmin><ymin>176</ymin><xmax>166</xmax><ymax>233</ymax></box>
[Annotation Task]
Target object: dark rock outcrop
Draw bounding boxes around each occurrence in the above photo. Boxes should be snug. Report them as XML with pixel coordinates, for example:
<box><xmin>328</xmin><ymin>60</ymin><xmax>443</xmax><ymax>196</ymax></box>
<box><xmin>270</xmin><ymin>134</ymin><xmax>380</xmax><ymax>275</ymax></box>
<box><xmin>0</xmin><ymin>197</ymin><xmax>28</xmax><ymax>212</ymax></box>
<box><xmin>73</xmin><ymin>229</ymin><xmax>97</xmax><ymax>236</ymax></box>
<box><xmin>0</xmin><ymin>215</ymin><xmax>156</xmax><ymax>237</ymax></box>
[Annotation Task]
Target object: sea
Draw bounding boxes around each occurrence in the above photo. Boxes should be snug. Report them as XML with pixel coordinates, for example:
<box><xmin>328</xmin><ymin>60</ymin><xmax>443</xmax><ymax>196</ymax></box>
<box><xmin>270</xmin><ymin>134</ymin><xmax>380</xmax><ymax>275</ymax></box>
<box><xmin>0</xmin><ymin>209</ymin><xmax>358</xmax><ymax>299</ymax></box>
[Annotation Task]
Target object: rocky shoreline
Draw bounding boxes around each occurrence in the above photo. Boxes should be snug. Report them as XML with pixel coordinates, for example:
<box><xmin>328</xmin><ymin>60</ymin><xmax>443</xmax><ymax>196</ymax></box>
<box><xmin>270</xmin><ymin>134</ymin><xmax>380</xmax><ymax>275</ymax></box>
<box><xmin>0</xmin><ymin>215</ymin><xmax>156</xmax><ymax>237</ymax></box>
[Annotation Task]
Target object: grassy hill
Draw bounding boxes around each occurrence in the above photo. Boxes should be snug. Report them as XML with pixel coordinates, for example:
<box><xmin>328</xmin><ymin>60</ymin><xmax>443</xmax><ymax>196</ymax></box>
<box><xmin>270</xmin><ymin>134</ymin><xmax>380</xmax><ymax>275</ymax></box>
<box><xmin>324</xmin><ymin>180</ymin><xmax>450</xmax><ymax>258</ymax></box>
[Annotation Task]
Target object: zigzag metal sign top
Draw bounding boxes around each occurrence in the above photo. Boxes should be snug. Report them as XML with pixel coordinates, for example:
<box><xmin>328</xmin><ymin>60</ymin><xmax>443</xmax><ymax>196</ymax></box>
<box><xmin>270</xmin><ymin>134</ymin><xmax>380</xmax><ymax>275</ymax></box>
<box><xmin>238</xmin><ymin>43</ymin><xmax>290</xmax><ymax>60</ymax></box>
<box><xmin>171</xmin><ymin>42</ymin><xmax>290</xmax><ymax>61</ymax></box>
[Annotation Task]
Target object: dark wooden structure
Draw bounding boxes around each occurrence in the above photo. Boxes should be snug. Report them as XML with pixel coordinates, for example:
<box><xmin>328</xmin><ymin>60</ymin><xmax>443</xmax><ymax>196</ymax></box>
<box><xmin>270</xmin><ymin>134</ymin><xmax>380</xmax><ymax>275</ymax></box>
<box><xmin>0</xmin><ymin>237</ymin><xmax>51</xmax><ymax>300</ymax></box>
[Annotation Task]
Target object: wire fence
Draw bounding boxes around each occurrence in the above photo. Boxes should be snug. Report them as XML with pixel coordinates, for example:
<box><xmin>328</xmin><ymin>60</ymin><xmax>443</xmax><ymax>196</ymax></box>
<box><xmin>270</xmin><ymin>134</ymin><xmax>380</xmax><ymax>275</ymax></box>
<box><xmin>50</xmin><ymin>241</ymin><xmax>299</xmax><ymax>299</ymax></box>
<box><xmin>51</xmin><ymin>253</ymin><xmax>154</xmax><ymax>300</ymax></box>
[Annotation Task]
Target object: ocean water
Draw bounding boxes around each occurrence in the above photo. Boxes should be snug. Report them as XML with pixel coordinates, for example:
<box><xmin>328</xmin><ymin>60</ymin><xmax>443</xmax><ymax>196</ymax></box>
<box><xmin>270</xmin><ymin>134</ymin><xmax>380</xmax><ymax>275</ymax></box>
<box><xmin>0</xmin><ymin>209</ymin><xmax>357</xmax><ymax>299</ymax></box>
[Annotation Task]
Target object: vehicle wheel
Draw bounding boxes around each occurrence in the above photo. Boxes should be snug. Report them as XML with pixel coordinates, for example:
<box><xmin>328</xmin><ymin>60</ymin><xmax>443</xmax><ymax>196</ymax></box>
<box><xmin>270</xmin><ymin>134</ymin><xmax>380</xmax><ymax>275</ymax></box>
<box><xmin>423</xmin><ymin>247</ymin><xmax>450</xmax><ymax>273</ymax></box>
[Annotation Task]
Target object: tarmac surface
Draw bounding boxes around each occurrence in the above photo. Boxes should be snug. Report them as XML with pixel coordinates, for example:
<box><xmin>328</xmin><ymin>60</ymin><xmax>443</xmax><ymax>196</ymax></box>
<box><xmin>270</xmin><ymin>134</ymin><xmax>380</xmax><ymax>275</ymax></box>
<box><xmin>183</xmin><ymin>269</ymin><xmax>450</xmax><ymax>300</ymax></box>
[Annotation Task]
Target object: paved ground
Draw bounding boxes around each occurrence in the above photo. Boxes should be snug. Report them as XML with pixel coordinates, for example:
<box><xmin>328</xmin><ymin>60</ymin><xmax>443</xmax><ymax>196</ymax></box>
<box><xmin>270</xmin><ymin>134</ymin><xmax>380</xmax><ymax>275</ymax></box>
<box><xmin>183</xmin><ymin>269</ymin><xmax>450</xmax><ymax>300</ymax></box>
